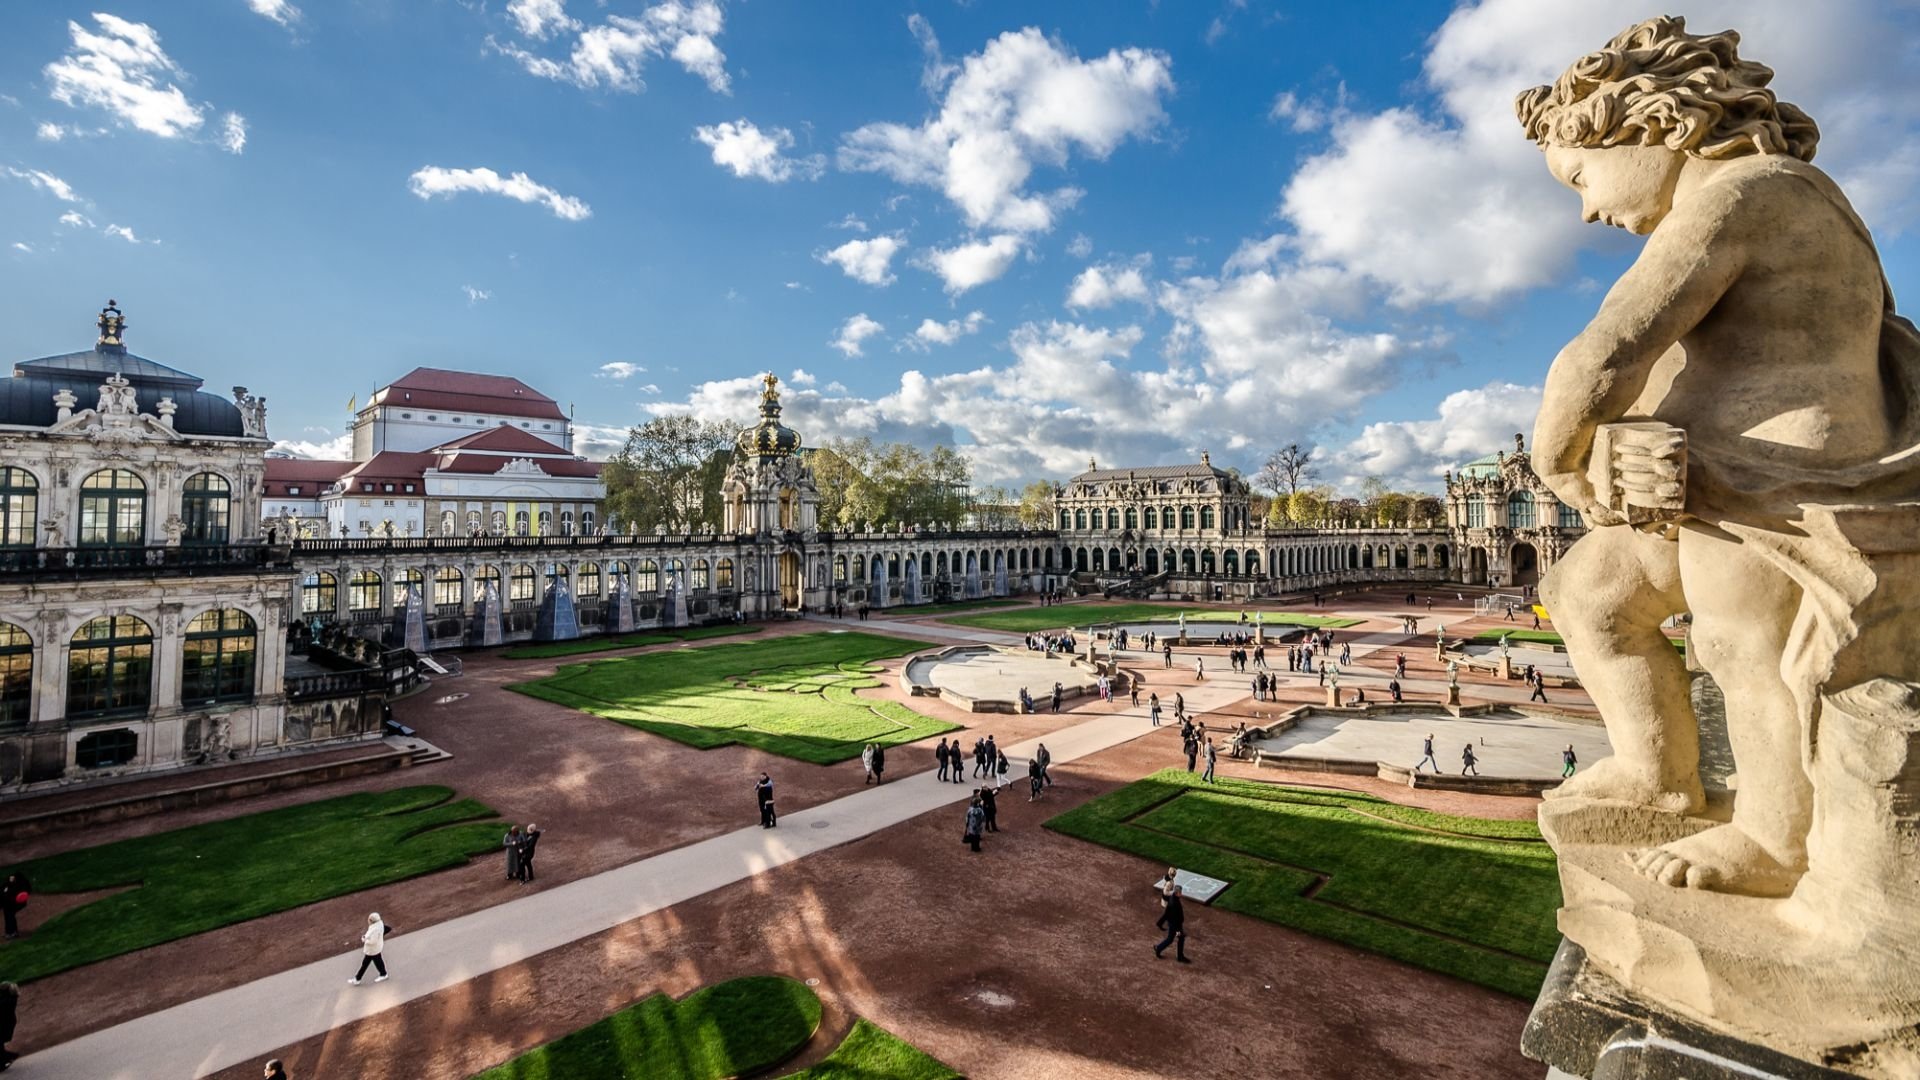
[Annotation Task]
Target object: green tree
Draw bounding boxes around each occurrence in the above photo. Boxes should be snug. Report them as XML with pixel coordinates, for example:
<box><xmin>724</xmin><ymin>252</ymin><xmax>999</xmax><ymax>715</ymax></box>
<box><xmin>603</xmin><ymin>416</ymin><xmax>741</xmax><ymax>534</ymax></box>
<box><xmin>1016</xmin><ymin>480</ymin><xmax>1057</xmax><ymax>529</ymax></box>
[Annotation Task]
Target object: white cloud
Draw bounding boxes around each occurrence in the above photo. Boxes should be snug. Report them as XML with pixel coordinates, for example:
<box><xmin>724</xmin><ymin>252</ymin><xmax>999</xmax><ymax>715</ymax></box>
<box><xmin>10</xmin><ymin>242</ymin><xmax>32</xmax><ymax>254</ymax></box>
<box><xmin>1325</xmin><ymin>381</ymin><xmax>1543</xmax><ymax>489</ymax></box>
<box><xmin>104</xmin><ymin>223</ymin><xmax>149</xmax><ymax>244</ymax></box>
<box><xmin>407</xmin><ymin>166</ymin><xmax>592</xmax><ymax>221</ymax></box>
<box><xmin>274</xmin><ymin>432</ymin><xmax>353</xmax><ymax>459</ymax></box>
<box><xmin>1267</xmin><ymin>90</ymin><xmax>1327</xmax><ymax>132</ymax></box>
<box><xmin>1066</xmin><ymin>233</ymin><xmax>1092</xmax><ymax>258</ymax></box>
<box><xmin>832</xmin><ymin>213</ymin><xmax>868</xmax><ymax>232</ymax></box>
<box><xmin>491</xmin><ymin>0</ymin><xmax>730</xmax><ymax>94</ymax></box>
<box><xmin>598</xmin><ymin>362</ymin><xmax>646</xmax><ymax>379</ymax></box>
<box><xmin>45</xmin><ymin>14</ymin><xmax>231</xmax><ymax>145</ymax></box>
<box><xmin>818</xmin><ymin>235</ymin><xmax>903</xmax><ymax>286</ymax></box>
<box><xmin>247</xmin><ymin>0</ymin><xmax>302</xmax><ymax>29</ymax></box>
<box><xmin>1280</xmin><ymin>0</ymin><xmax>1920</xmax><ymax>307</ymax></box>
<box><xmin>59</xmin><ymin>210</ymin><xmax>93</xmax><ymax>228</ymax></box>
<box><xmin>638</xmin><ymin>383</ymin><xmax>661</xmax><ymax>395</ymax></box>
<box><xmin>693</xmin><ymin>119</ymin><xmax>825</xmax><ymax>182</ymax></box>
<box><xmin>789</xmin><ymin>368</ymin><xmax>817</xmax><ymax>386</ymax></box>
<box><xmin>507</xmin><ymin>0</ymin><xmax>577</xmax><ymax>39</ymax></box>
<box><xmin>783</xmin><ymin>280</ymin><xmax>806</xmax><ymax>290</ymax></box>
<box><xmin>840</xmin><ymin>26</ymin><xmax>1173</xmax><ymax>233</ymax></box>
<box><xmin>37</xmin><ymin>122</ymin><xmax>64</xmax><ymax>141</ymax></box>
<box><xmin>462</xmin><ymin>285</ymin><xmax>492</xmax><ymax>304</ymax></box>
<box><xmin>219</xmin><ymin>112</ymin><xmax>247</xmax><ymax>154</ymax></box>
<box><xmin>919</xmin><ymin>233</ymin><xmax>1022</xmax><ymax>293</ymax></box>
<box><xmin>909</xmin><ymin>310</ymin><xmax>986</xmax><ymax>348</ymax></box>
<box><xmin>4</xmin><ymin>167</ymin><xmax>81</xmax><ymax>202</ymax></box>
<box><xmin>1066</xmin><ymin>256</ymin><xmax>1151</xmax><ymax>309</ymax></box>
<box><xmin>831</xmin><ymin>313</ymin><xmax>884</xmax><ymax>357</ymax></box>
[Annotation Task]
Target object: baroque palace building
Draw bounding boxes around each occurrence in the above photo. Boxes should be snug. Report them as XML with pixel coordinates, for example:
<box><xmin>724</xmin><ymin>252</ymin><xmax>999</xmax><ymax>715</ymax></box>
<box><xmin>0</xmin><ymin>301</ymin><xmax>1549</xmax><ymax>792</ymax></box>
<box><xmin>1441</xmin><ymin>433</ymin><xmax>1587</xmax><ymax>588</ymax></box>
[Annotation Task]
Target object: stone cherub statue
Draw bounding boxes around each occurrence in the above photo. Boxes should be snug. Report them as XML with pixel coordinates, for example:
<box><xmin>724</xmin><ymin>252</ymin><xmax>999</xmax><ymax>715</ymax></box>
<box><xmin>1519</xmin><ymin>16</ymin><xmax>1920</xmax><ymax>1073</ymax></box>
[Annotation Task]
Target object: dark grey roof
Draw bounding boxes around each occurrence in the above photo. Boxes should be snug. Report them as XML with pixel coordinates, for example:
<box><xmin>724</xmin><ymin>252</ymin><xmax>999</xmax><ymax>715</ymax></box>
<box><xmin>16</xmin><ymin>346</ymin><xmax>204</xmax><ymax>392</ymax></box>
<box><xmin>1070</xmin><ymin>463</ymin><xmax>1229</xmax><ymax>483</ymax></box>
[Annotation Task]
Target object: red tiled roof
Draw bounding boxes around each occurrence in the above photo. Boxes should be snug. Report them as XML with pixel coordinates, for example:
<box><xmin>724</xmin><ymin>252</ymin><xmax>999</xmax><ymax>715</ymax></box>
<box><xmin>337</xmin><ymin>451</ymin><xmax>435</xmax><ymax>489</ymax></box>
<box><xmin>262</xmin><ymin>458</ymin><xmax>353</xmax><ymax>497</ymax></box>
<box><xmin>428</xmin><ymin>424</ymin><xmax>571</xmax><ymax>454</ymax></box>
<box><xmin>369</xmin><ymin>367</ymin><xmax>567</xmax><ymax>421</ymax></box>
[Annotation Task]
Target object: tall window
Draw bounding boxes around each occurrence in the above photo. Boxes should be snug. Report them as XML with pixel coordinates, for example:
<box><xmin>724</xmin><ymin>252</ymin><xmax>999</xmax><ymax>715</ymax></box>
<box><xmin>560</xmin><ymin>510</ymin><xmax>575</xmax><ymax>536</ymax></box>
<box><xmin>433</xmin><ymin>566</ymin><xmax>463</xmax><ymax>607</ymax></box>
<box><xmin>0</xmin><ymin>621</ymin><xmax>31</xmax><ymax>730</ymax></box>
<box><xmin>581</xmin><ymin>510</ymin><xmax>596</xmax><ymax>535</ymax></box>
<box><xmin>1059</xmin><ymin>509</ymin><xmax>1071</xmax><ymax>529</ymax></box>
<box><xmin>1180</xmin><ymin>506</ymin><xmax>1195</xmax><ymax>529</ymax></box>
<box><xmin>490</xmin><ymin>510</ymin><xmax>506</xmax><ymax>535</ymax></box>
<box><xmin>716</xmin><ymin>558</ymin><xmax>734</xmax><ymax>590</ymax></box>
<box><xmin>347</xmin><ymin>570</ymin><xmax>383</xmax><ymax>611</ymax></box>
<box><xmin>514</xmin><ymin>510</ymin><xmax>530</xmax><ymax>537</ymax></box>
<box><xmin>80</xmin><ymin>469</ymin><xmax>146</xmax><ymax>547</ymax></box>
<box><xmin>537</xmin><ymin>511</ymin><xmax>552</xmax><ymax>536</ymax></box>
<box><xmin>466</xmin><ymin>511</ymin><xmax>482</xmax><ymax>535</ymax></box>
<box><xmin>181</xmin><ymin>608</ymin><xmax>256</xmax><ymax>705</ymax></box>
<box><xmin>1508</xmin><ymin>491</ymin><xmax>1536</xmax><ymax>528</ymax></box>
<box><xmin>474</xmin><ymin>564</ymin><xmax>502</xmax><ymax>599</ymax></box>
<box><xmin>1558</xmin><ymin>501</ymin><xmax>1584</xmax><ymax>528</ymax></box>
<box><xmin>692</xmin><ymin>559</ymin><xmax>710</xmax><ymax>590</ymax></box>
<box><xmin>1074</xmin><ymin>509</ymin><xmax>1087</xmax><ymax>530</ymax></box>
<box><xmin>396</xmin><ymin>568</ymin><xmax>424</xmax><ymax>606</ymax></box>
<box><xmin>301</xmin><ymin>571</ymin><xmax>338</xmax><ymax>615</ymax></box>
<box><xmin>636</xmin><ymin>560</ymin><xmax>658</xmax><ymax>593</ymax></box>
<box><xmin>440</xmin><ymin>510</ymin><xmax>456</xmax><ymax>536</ymax></box>
<box><xmin>1466</xmin><ymin>495</ymin><xmax>1486</xmax><ymax>528</ymax></box>
<box><xmin>1124</xmin><ymin>508</ymin><xmax>1137</xmax><ymax>529</ymax></box>
<box><xmin>68</xmin><ymin>615</ymin><xmax>153</xmax><ymax>718</ymax></box>
<box><xmin>0</xmin><ymin>468</ymin><xmax>37</xmax><ymax>548</ymax></box>
<box><xmin>510</xmin><ymin>563</ymin><xmax>536</xmax><ymax>602</ymax></box>
<box><xmin>181</xmin><ymin>473</ymin><xmax>231</xmax><ymax>544</ymax></box>
<box><xmin>1106</xmin><ymin>509</ymin><xmax>1120</xmax><ymax>529</ymax></box>
<box><xmin>1200</xmin><ymin>507</ymin><xmax>1215</xmax><ymax>530</ymax></box>
<box><xmin>577</xmin><ymin>562</ymin><xmax>602</xmax><ymax>598</ymax></box>
<box><xmin>1143</xmin><ymin>507</ymin><xmax>1157</xmax><ymax>529</ymax></box>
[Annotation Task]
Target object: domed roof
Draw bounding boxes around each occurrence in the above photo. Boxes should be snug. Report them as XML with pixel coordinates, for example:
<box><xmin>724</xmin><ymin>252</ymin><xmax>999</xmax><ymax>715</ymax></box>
<box><xmin>2</xmin><ymin>301</ymin><xmax>248</xmax><ymax>438</ymax></box>
<box><xmin>739</xmin><ymin>373</ymin><xmax>801</xmax><ymax>459</ymax></box>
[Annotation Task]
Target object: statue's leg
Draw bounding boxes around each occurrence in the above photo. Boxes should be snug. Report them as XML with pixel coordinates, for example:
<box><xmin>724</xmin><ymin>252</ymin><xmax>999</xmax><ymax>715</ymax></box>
<box><xmin>1541</xmin><ymin>525</ymin><xmax>1703</xmax><ymax>814</ymax></box>
<box><xmin>1631</xmin><ymin>525</ymin><xmax>1809</xmax><ymax>895</ymax></box>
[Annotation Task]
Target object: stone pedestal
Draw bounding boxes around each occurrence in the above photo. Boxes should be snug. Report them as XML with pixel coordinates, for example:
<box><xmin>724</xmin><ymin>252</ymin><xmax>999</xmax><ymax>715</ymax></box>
<box><xmin>1325</xmin><ymin>685</ymin><xmax>1340</xmax><ymax>707</ymax></box>
<box><xmin>1444</xmin><ymin>685</ymin><xmax>1461</xmax><ymax>707</ymax></box>
<box><xmin>1498</xmin><ymin>655</ymin><xmax>1514</xmax><ymax>680</ymax></box>
<box><xmin>1524</xmin><ymin>940</ymin><xmax>1858</xmax><ymax>1079</ymax></box>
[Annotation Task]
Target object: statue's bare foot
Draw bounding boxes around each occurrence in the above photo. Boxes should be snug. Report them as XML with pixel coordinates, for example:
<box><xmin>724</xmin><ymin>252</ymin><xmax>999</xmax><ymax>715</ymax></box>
<box><xmin>1545</xmin><ymin>756</ymin><xmax>1704</xmax><ymax>815</ymax></box>
<box><xmin>1628</xmin><ymin>823</ymin><xmax>1803</xmax><ymax>896</ymax></box>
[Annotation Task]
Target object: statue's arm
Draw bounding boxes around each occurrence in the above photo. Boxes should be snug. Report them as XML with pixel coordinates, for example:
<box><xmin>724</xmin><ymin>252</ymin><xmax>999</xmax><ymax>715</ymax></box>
<box><xmin>1534</xmin><ymin>193</ymin><xmax>1749</xmax><ymax>514</ymax></box>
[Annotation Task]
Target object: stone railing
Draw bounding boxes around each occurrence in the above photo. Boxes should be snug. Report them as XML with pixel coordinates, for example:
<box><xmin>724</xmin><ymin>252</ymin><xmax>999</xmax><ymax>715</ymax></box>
<box><xmin>0</xmin><ymin>543</ymin><xmax>295</xmax><ymax>582</ymax></box>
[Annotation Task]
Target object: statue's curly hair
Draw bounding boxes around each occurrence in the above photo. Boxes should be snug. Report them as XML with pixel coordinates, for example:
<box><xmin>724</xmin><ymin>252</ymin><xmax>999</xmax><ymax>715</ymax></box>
<box><xmin>1516</xmin><ymin>16</ymin><xmax>1818</xmax><ymax>162</ymax></box>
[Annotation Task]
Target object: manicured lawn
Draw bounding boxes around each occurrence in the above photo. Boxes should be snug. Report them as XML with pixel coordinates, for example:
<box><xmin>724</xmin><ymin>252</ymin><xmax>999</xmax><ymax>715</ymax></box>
<box><xmin>1046</xmin><ymin>770</ymin><xmax>1560</xmax><ymax>997</ymax></box>
<box><xmin>472</xmin><ymin>976</ymin><xmax>960</xmax><ymax>1080</ymax></box>
<box><xmin>1470</xmin><ymin>627</ymin><xmax>1684</xmax><ymax>655</ymax></box>
<box><xmin>0</xmin><ymin>786</ymin><xmax>501</xmax><ymax>983</ymax></box>
<box><xmin>509</xmin><ymin>632</ymin><xmax>958</xmax><ymax>764</ymax></box>
<box><xmin>882</xmin><ymin>598</ymin><xmax>1026</xmax><ymax>617</ymax></box>
<box><xmin>502</xmin><ymin>624</ymin><xmax>759</xmax><ymax>660</ymax></box>
<box><xmin>944</xmin><ymin>602</ymin><xmax>1361</xmax><ymax>633</ymax></box>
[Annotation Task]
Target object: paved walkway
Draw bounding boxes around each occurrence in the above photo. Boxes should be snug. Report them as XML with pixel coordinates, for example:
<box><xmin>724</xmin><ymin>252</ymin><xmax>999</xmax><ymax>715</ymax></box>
<box><xmin>22</xmin><ymin>684</ymin><xmax>1247</xmax><ymax>1079</ymax></box>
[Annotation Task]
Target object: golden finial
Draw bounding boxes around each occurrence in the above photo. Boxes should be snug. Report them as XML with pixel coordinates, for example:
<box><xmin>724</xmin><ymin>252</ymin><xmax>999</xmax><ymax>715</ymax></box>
<box><xmin>96</xmin><ymin>299</ymin><xmax>126</xmax><ymax>348</ymax></box>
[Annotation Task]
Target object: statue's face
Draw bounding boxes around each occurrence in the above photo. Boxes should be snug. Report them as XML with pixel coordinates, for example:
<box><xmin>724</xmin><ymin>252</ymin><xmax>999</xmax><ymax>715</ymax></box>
<box><xmin>1544</xmin><ymin>144</ymin><xmax>1685</xmax><ymax>234</ymax></box>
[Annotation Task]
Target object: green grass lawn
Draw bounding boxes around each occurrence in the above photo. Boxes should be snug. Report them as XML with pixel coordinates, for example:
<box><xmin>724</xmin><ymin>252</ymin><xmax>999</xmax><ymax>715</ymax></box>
<box><xmin>509</xmin><ymin>631</ymin><xmax>958</xmax><ymax>764</ymax></box>
<box><xmin>1046</xmin><ymin>770</ymin><xmax>1560</xmax><ymax>997</ymax></box>
<box><xmin>502</xmin><ymin>624</ymin><xmax>759</xmax><ymax>660</ymax></box>
<box><xmin>472</xmin><ymin>975</ymin><xmax>959</xmax><ymax>1080</ymax></box>
<box><xmin>943</xmin><ymin>602</ymin><xmax>1361</xmax><ymax>633</ymax></box>
<box><xmin>882</xmin><ymin>597</ymin><xmax>1026</xmax><ymax>617</ymax></box>
<box><xmin>0</xmin><ymin>786</ymin><xmax>501</xmax><ymax>983</ymax></box>
<box><xmin>1470</xmin><ymin>627</ymin><xmax>1684</xmax><ymax>655</ymax></box>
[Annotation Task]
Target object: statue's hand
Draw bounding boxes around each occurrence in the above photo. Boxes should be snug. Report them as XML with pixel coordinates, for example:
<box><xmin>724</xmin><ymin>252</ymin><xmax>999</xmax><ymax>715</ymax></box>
<box><xmin>1609</xmin><ymin>430</ymin><xmax>1686</xmax><ymax>506</ymax></box>
<box><xmin>1543</xmin><ymin>471</ymin><xmax>1627</xmax><ymax>527</ymax></box>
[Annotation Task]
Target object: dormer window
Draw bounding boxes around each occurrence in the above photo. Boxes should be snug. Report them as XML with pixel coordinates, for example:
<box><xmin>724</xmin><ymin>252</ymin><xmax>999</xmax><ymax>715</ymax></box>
<box><xmin>287</xmin><ymin>485</ymin><xmax>301</xmax><ymax>495</ymax></box>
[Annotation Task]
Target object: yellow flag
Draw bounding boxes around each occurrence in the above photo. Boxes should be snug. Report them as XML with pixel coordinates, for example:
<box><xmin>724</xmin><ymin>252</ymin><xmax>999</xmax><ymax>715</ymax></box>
<box><xmin>347</xmin><ymin>394</ymin><xmax>357</xmax><ymax>414</ymax></box>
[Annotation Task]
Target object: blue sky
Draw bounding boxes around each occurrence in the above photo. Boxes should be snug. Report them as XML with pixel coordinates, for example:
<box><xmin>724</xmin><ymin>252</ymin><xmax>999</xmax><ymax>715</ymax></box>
<box><xmin>3</xmin><ymin>0</ymin><xmax>1917</xmax><ymax>491</ymax></box>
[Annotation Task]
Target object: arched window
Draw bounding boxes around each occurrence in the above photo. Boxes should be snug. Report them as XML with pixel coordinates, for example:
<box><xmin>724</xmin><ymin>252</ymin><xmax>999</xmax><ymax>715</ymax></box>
<box><xmin>466</xmin><ymin>511</ymin><xmax>482</xmax><ymax>536</ymax></box>
<box><xmin>181</xmin><ymin>473</ymin><xmax>231</xmax><ymax>544</ymax></box>
<box><xmin>1143</xmin><ymin>507</ymin><xmax>1157</xmax><ymax>529</ymax></box>
<box><xmin>1059</xmin><ymin>509</ymin><xmax>1071</xmax><ymax>529</ymax></box>
<box><xmin>581</xmin><ymin>510</ymin><xmax>597</xmax><ymax>535</ymax></box>
<box><xmin>636</xmin><ymin>560</ymin><xmax>658</xmax><ymax>593</ymax></box>
<box><xmin>68</xmin><ymin>615</ymin><xmax>153</xmax><ymax>718</ymax></box>
<box><xmin>301</xmin><ymin>570</ymin><xmax>338</xmax><ymax>615</ymax></box>
<box><xmin>1224</xmin><ymin>550</ymin><xmax>1239</xmax><ymax>576</ymax></box>
<box><xmin>80</xmin><ymin>469</ymin><xmax>146</xmax><ymax>547</ymax></box>
<box><xmin>1201</xmin><ymin>549</ymin><xmax>1217</xmax><ymax>574</ymax></box>
<box><xmin>439</xmin><ymin>510</ymin><xmax>456</xmax><ymax>536</ymax></box>
<box><xmin>510</xmin><ymin>563</ymin><xmax>536</xmax><ymax>602</ymax></box>
<box><xmin>1106</xmin><ymin>508</ymin><xmax>1120</xmax><ymax>529</ymax></box>
<box><xmin>433</xmin><ymin>566</ymin><xmax>463</xmax><ymax>607</ymax></box>
<box><xmin>1181</xmin><ymin>548</ymin><xmax>1196</xmax><ymax>574</ymax></box>
<box><xmin>834</xmin><ymin>556</ymin><xmax>848</xmax><ymax>584</ymax></box>
<box><xmin>397</xmin><ymin>568</ymin><xmax>424</xmax><ymax>606</ymax></box>
<box><xmin>717</xmin><ymin>558</ymin><xmax>735</xmax><ymax>590</ymax></box>
<box><xmin>347</xmin><ymin>570</ymin><xmax>383</xmax><ymax>611</ymax></box>
<box><xmin>1123</xmin><ymin>507</ymin><xmax>1137</xmax><ymax>529</ymax></box>
<box><xmin>1074</xmin><ymin>509</ymin><xmax>1087</xmax><ymax>530</ymax></box>
<box><xmin>1558</xmin><ymin>501</ymin><xmax>1583</xmax><ymax>528</ymax></box>
<box><xmin>560</xmin><ymin>511</ymin><xmax>575</xmax><ymax>536</ymax></box>
<box><xmin>537</xmin><ymin>510</ymin><xmax>552</xmax><ymax>536</ymax></box>
<box><xmin>1145</xmin><ymin>549</ymin><xmax>1159</xmax><ymax>574</ymax></box>
<box><xmin>692</xmin><ymin>559</ymin><xmax>711</xmax><ymax>590</ymax></box>
<box><xmin>474</xmin><ymin>564</ymin><xmax>503</xmax><ymax>600</ymax></box>
<box><xmin>1180</xmin><ymin>506</ymin><xmax>1195</xmax><ymax>529</ymax></box>
<box><xmin>1200</xmin><ymin>507</ymin><xmax>1215</xmax><ymax>530</ymax></box>
<box><xmin>1245</xmin><ymin>549</ymin><xmax>1262</xmax><ymax>576</ymax></box>
<box><xmin>577</xmin><ymin>562</ymin><xmax>602</xmax><ymax>597</ymax></box>
<box><xmin>922</xmin><ymin>552</ymin><xmax>933</xmax><ymax>578</ymax></box>
<box><xmin>1107</xmin><ymin>547</ymin><xmax>1121</xmax><ymax>570</ymax></box>
<box><xmin>514</xmin><ymin>511</ymin><xmax>531</xmax><ymax>537</ymax></box>
<box><xmin>0</xmin><ymin>621</ymin><xmax>31</xmax><ymax>730</ymax></box>
<box><xmin>1092</xmin><ymin>548</ymin><xmax>1105</xmax><ymax>572</ymax></box>
<box><xmin>1075</xmin><ymin>547</ymin><xmax>1089</xmax><ymax>572</ymax></box>
<box><xmin>0</xmin><ymin>467</ymin><xmax>38</xmax><ymax>548</ymax></box>
<box><xmin>1414</xmin><ymin>544</ymin><xmax>1429</xmax><ymax>568</ymax></box>
<box><xmin>490</xmin><ymin>510</ymin><xmax>507</xmax><ymax>535</ymax></box>
<box><xmin>1508</xmin><ymin>491</ymin><xmax>1536</xmax><ymax>528</ymax></box>
<box><xmin>182</xmin><ymin>608</ymin><xmax>256</xmax><ymax>706</ymax></box>
<box><xmin>1466</xmin><ymin>495</ymin><xmax>1486</xmax><ymax>528</ymax></box>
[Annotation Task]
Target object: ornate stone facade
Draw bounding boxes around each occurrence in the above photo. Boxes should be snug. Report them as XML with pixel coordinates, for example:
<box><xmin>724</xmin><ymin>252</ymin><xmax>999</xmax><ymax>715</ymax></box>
<box><xmin>1443</xmin><ymin>433</ymin><xmax>1586</xmax><ymax>588</ymax></box>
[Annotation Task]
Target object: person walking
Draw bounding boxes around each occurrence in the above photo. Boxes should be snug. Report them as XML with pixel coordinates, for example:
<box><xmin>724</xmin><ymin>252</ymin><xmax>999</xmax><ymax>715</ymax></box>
<box><xmin>502</xmin><ymin>825</ymin><xmax>523</xmax><ymax>882</ymax></box>
<box><xmin>1154</xmin><ymin>885</ymin><xmax>1190</xmax><ymax>962</ymax></box>
<box><xmin>1202</xmin><ymin>738</ymin><xmax>1218</xmax><ymax>783</ymax></box>
<box><xmin>263</xmin><ymin>1060</ymin><xmax>288</xmax><ymax>1080</ymax></box>
<box><xmin>347</xmin><ymin>912</ymin><xmax>393</xmax><ymax>985</ymax></box>
<box><xmin>872</xmin><ymin>743</ymin><xmax>886</xmax><ymax>784</ymax></box>
<box><xmin>973</xmin><ymin>738</ymin><xmax>989</xmax><ymax>779</ymax></box>
<box><xmin>935</xmin><ymin>738</ymin><xmax>952</xmax><ymax>782</ymax></box>
<box><xmin>2</xmin><ymin>873</ymin><xmax>28</xmax><ymax>940</ymax></box>
<box><xmin>756</xmin><ymin>772</ymin><xmax>777</xmax><ymax>828</ymax></box>
<box><xmin>1130</xmin><ymin>683</ymin><xmax>1140</xmax><ymax>708</ymax></box>
<box><xmin>1155</xmin><ymin>868</ymin><xmax>1179</xmax><ymax>930</ymax></box>
<box><xmin>1036</xmin><ymin>743</ymin><xmax>1052</xmax><ymax>787</ymax></box>
<box><xmin>963</xmin><ymin>798</ymin><xmax>985</xmax><ymax>853</ymax></box>
<box><xmin>519</xmin><ymin>824</ymin><xmax>542</xmax><ymax>882</ymax></box>
<box><xmin>0</xmin><ymin>981</ymin><xmax>17</xmax><ymax>1072</ymax></box>
<box><xmin>1027</xmin><ymin>755</ymin><xmax>1044</xmax><ymax>802</ymax></box>
<box><xmin>1389</xmin><ymin>679</ymin><xmax>1403</xmax><ymax>703</ymax></box>
<box><xmin>1462</xmin><ymin>743</ymin><xmax>1479</xmax><ymax>776</ymax></box>
<box><xmin>862</xmin><ymin>742</ymin><xmax>877</xmax><ymax>785</ymax></box>
<box><xmin>996</xmin><ymin>749</ymin><xmax>1010</xmax><ymax>789</ymax></box>
<box><xmin>1395</xmin><ymin>653</ymin><xmax>1407</xmax><ymax>679</ymax></box>
<box><xmin>1184</xmin><ymin>733</ymin><xmax>1198</xmax><ymax>774</ymax></box>
<box><xmin>1530</xmin><ymin>672</ymin><xmax>1550</xmax><ymax>703</ymax></box>
<box><xmin>983</xmin><ymin>735</ymin><xmax>998</xmax><ymax>778</ymax></box>
<box><xmin>1051</xmin><ymin>683</ymin><xmax>1064</xmax><ymax>713</ymax></box>
<box><xmin>1194</xmin><ymin>656</ymin><xmax>1205</xmax><ymax>682</ymax></box>
<box><xmin>1416</xmin><ymin>733</ymin><xmax>1438</xmax><ymax>773</ymax></box>
<box><xmin>980</xmin><ymin>785</ymin><xmax>1000</xmax><ymax>832</ymax></box>
<box><xmin>1562</xmin><ymin>744</ymin><xmax>1578</xmax><ymax>778</ymax></box>
<box><xmin>1163</xmin><ymin>642</ymin><xmax>1173</xmax><ymax>668</ymax></box>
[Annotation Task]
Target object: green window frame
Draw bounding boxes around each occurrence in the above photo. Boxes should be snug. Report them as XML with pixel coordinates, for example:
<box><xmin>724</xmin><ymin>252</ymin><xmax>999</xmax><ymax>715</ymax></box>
<box><xmin>181</xmin><ymin>608</ymin><xmax>256</xmax><ymax>706</ymax></box>
<box><xmin>68</xmin><ymin>615</ymin><xmax>153</xmax><ymax>719</ymax></box>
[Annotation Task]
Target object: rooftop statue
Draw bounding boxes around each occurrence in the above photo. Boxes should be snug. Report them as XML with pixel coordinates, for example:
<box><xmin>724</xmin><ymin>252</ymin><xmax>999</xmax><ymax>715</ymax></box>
<box><xmin>1519</xmin><ymin>16</ymin><xmax>1920</xmax><ymax>1075</ymax></box>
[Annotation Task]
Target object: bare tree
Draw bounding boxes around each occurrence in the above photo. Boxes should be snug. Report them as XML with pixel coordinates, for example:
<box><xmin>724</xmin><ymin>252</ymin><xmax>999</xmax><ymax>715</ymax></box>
<box><xmin>1258</xmin><ymin>443</ymin><xmax>1317</xmax><ymax>498</ymax></box>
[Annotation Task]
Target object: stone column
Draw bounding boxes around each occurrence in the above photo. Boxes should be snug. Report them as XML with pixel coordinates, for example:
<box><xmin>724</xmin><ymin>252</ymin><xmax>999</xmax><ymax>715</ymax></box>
<box><xmin>151</xmin><ymin>603</ymin><xmax>185</xmax><ymax>719</ymax></box>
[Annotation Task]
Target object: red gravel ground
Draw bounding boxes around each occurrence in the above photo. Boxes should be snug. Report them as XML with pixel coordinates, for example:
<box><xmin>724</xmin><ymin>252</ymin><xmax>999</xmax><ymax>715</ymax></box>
<box><xmin>7</xmin><ymin>590</ymin><xmax>1558</xmax><ymax>1077</ymax></box>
